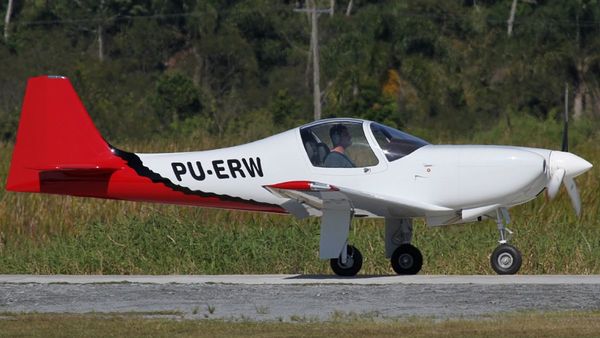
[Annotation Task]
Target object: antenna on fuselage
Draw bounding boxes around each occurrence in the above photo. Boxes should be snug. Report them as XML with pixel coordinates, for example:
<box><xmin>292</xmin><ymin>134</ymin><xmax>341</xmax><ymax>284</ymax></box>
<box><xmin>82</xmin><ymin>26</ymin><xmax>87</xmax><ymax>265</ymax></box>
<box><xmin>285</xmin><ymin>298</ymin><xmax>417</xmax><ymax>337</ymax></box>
<box><xmin>562</xmin><ymin>82</ymin><xmax>569</xmax><ymax>152</ymax></box>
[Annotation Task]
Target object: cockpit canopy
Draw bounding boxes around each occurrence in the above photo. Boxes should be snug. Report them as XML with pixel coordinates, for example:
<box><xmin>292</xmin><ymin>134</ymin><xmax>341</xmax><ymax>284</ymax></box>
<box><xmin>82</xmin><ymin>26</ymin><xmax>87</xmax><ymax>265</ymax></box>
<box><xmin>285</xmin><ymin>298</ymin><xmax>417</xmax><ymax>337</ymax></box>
<box><xmin>300</xmin><ymin>120</ymin><xmax>429</xmax><ymax>168</ymax></box>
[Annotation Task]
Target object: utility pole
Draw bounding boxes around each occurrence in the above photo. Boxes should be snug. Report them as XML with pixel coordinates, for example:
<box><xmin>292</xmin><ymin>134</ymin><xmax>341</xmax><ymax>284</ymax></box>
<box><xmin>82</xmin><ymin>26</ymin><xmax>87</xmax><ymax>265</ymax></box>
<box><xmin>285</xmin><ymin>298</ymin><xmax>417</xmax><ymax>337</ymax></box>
<box><xmin>294</xmin><ymin>1</ymin><xmax>331</xmax><ymax>121</ymax></box>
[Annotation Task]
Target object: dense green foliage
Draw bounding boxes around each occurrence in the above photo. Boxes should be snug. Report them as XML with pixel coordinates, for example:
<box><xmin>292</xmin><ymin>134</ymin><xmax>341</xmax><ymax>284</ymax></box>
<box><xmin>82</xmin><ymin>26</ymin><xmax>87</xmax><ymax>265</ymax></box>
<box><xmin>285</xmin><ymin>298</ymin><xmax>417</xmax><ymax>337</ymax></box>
<box><xmin>1</xmin><ymin>1</ymin><xmax>600</xmax><ymax>143</ymax></box>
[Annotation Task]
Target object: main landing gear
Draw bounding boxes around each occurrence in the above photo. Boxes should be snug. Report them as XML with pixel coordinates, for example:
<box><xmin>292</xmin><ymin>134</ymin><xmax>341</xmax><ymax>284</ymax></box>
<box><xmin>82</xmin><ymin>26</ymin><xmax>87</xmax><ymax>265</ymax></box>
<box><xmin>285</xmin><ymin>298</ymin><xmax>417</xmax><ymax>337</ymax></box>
<box><xmin>329</xmin><ymin>244</ymin><xmax>423</xmax><ymax>277</ymax></box>
<box><xmin>490</xmin><ymin>208</ymin><xmax>522</xmax><ymax>275</ymax></box>
<box><xmin>327</xmin><ymin>218</ymin><xmax>424</xmax><ymax>277</ymax></box>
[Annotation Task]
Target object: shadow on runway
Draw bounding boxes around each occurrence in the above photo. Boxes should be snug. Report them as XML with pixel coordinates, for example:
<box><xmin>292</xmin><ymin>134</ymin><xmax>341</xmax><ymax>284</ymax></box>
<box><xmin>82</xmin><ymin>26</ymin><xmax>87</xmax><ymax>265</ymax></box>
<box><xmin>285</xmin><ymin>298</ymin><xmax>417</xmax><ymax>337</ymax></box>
<box><xmin>285</xmin><ymin>274</ymin><xmax>397</xmax><ymax>280</ymax></box>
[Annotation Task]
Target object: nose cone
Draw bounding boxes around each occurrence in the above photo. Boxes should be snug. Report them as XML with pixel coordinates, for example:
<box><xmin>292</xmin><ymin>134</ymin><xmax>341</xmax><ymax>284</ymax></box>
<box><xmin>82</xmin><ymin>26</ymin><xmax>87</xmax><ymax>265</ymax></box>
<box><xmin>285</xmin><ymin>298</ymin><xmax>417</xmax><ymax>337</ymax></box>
<box><xmin>454</xmin><ymin>146</ymin><xmax>548</xmax><ymax>206</ymax></box>
<box><xmin>550</xmin><ymin>151</ymin><xmax>593</xmax><ymax>177</ymax></box>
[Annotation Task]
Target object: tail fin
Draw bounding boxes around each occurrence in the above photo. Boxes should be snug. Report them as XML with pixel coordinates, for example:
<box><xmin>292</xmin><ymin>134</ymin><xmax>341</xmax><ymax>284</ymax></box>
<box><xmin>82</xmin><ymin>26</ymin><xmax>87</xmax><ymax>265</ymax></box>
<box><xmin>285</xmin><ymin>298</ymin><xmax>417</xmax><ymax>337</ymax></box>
<box><xmin>6</xmin><ymin>76</ymin><xmax>120</xmax><ymax>194</ymax></box>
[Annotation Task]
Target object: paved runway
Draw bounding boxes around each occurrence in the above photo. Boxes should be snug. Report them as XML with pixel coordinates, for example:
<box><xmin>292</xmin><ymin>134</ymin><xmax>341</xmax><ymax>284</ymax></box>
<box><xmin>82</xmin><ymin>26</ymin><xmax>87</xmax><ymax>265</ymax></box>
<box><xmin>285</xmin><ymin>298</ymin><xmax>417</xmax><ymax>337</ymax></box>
<box><xmin>3</xmin><ymin>274</ymin><xmax>600</xmax><ymax>284</ymax></box>
<box><xmin>2</xmin><ymin>275</ymin><xmax>600</xmax><ymax>321</ymax></box>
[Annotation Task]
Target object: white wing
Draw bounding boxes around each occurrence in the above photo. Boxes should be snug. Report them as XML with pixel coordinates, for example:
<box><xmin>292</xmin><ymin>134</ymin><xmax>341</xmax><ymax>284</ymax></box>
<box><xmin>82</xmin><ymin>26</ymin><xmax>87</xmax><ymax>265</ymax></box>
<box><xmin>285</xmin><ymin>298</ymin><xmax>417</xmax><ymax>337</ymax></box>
<box><xmin>264</xmin><ymin>180</ymin><xmax>452</xmax><ymax>219</ymax></box>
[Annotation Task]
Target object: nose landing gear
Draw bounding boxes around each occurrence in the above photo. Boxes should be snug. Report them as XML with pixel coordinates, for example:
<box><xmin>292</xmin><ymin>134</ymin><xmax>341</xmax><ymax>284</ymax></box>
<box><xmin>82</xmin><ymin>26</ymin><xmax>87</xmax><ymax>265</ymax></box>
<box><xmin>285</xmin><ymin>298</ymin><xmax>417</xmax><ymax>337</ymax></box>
<box><xmin>490</xmin><ymin>208</ymin><xmax>522</xmax><ymax>274</ymax></box>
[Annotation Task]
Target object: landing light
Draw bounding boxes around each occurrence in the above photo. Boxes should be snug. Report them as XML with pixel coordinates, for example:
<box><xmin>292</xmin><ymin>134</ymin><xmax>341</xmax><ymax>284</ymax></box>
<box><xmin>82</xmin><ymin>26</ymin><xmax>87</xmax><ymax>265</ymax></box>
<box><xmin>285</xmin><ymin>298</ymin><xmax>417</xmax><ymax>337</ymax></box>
<box><xmin>267</xmin><ymin>181</ymin><xmax>338</xmax><ymax>191</ymax></box>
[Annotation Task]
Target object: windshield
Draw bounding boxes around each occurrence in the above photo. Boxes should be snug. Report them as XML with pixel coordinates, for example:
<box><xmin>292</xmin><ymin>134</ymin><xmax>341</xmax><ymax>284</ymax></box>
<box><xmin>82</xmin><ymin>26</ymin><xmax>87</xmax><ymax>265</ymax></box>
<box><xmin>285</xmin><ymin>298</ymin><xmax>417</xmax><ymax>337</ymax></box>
<box><xmin>370</xmin><ymin>123</ymin><xmax>429</xmax><ymax>161</ymax></box>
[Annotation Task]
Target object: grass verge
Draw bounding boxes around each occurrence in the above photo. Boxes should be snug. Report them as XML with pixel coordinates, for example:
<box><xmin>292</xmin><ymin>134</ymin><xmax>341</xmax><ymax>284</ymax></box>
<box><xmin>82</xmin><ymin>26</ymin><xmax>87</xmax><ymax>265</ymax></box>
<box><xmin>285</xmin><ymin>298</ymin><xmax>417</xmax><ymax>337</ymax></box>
<box><xmin>1</xmin><ymin>311</ymin><xmax>600</xmax><ymax>337</ymax></box>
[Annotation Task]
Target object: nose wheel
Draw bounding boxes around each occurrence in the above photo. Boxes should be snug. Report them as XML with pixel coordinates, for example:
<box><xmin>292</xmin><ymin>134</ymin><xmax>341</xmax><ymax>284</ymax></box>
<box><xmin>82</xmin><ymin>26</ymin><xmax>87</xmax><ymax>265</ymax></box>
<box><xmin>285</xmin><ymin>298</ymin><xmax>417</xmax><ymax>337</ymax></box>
<box><xmin>330</xmin><ymin>245</ymin><xmax>363</xmax><ymax>276</ymax></box>
<box><xmin>491</xmin><ymin>244</ymin><xmax>522</xmax><ymax>275</ymax></box>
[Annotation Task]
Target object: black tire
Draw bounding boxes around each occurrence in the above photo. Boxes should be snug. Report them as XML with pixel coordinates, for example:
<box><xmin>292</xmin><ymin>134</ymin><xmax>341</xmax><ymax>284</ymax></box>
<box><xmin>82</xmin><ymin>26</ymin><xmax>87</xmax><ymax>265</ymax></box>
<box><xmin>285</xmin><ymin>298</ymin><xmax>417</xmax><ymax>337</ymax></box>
<box><xmin>391</xmin><ymin>244</ymin><xmax>423</xmax><ymax>275</ymax></box>
<box><xmin>330</xmin><ymin>245</ymin><xmax>363</xmax><ymax>277</ymax></box>
<box><xmin>490</xmin><ymin>244</ymin><xmax>522</xmax><ymax>275</ymax></box>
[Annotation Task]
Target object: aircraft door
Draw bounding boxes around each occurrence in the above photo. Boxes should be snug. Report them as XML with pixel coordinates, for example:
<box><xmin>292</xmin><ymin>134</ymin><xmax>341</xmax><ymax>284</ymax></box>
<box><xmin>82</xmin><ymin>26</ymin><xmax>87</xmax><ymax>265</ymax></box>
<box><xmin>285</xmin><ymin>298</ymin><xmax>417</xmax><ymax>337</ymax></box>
<box><xmin>300</xmin><ymin>121</ymin><xmax>387</xmax><ymax>176</ymax></box>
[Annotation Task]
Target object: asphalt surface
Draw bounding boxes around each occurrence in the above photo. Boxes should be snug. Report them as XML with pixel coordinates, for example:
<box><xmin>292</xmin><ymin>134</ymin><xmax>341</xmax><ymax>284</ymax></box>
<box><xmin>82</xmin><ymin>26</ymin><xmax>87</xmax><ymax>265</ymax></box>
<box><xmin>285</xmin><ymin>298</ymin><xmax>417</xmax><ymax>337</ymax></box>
<box><xmin>1</xmin><ymin>275</ymin><xmax>600</xmax><ymax>321</ymax></box>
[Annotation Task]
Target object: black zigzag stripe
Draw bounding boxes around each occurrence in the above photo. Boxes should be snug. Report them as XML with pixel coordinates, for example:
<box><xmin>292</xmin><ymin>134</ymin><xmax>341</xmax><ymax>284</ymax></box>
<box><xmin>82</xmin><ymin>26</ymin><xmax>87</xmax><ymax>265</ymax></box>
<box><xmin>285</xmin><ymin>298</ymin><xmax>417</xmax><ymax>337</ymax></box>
<box><xmin>111</xmin><ymin>147</ymin><xmax>282</xmax><ymax>209</ymax></box>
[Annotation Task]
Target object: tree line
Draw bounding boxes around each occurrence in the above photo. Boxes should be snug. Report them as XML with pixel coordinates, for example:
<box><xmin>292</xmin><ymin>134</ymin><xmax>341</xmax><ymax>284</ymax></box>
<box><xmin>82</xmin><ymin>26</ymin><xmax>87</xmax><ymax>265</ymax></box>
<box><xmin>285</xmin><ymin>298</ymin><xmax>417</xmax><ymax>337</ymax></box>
<box><xmin>0</xmin><ymin>0</ymin><xmax>599</xmax><ymax>143</ymax></box>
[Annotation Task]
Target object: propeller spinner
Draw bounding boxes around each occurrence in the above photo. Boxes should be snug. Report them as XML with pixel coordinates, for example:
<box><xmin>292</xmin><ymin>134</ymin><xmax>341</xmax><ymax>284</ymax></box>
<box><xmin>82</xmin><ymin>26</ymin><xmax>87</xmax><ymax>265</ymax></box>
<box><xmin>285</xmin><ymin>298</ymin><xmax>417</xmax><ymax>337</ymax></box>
<box><xmin>546</xmin><ymin>151</ymin><xmax>592</xmax><ymax>216</ymax></box>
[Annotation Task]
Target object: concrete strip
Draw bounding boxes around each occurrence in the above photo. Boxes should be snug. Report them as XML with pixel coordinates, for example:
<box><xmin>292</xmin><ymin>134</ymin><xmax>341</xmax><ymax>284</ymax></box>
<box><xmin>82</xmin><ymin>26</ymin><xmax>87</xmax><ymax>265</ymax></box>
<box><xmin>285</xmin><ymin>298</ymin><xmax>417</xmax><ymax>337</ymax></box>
<box><xmin>2</xmin><ymin>277</ymin><xmax>600</xmax><ymax>320</ymax></box>
<box><xmin>1</xmin><ymin>275</ymin><xmax>600</xmax><ymax>285</ymax></box>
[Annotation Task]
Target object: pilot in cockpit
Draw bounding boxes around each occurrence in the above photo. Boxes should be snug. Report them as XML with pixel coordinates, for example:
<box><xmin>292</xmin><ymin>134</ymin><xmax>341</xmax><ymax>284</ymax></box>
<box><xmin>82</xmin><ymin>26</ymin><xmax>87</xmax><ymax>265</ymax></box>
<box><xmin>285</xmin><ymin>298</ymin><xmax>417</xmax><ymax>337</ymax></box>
<box><xmin>324</xmin><ymin>124</ymin><xmax>355</xmax><ymax>168</ymax></box>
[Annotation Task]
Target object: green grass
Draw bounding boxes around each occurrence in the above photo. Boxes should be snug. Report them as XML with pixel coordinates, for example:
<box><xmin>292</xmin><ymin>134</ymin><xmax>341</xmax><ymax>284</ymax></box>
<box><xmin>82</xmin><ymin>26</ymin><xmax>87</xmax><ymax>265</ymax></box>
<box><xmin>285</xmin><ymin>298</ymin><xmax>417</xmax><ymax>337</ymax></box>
<box><xmin>0</xmin><ymin>117</ymin><xmax>599</xmax><ymax>275</ymax></box>
<box><xmin>2</xmin><ymin>311</ymin><xmax>600</xmax><ymax>337</ymax></box>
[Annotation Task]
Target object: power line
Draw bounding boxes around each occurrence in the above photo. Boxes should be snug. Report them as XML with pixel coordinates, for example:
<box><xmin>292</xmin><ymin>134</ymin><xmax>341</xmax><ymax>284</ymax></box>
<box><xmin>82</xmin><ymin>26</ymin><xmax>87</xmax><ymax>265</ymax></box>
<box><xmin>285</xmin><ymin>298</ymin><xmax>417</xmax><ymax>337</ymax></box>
<box><xmin>9</xmin><ymin>9</ymin><xmax>600</xmax><ymax>29</ymax></box>
<box><xmin>14</xmin><ymin>12</ymin><xmax>205</xmax><ymax>26</ymax></box>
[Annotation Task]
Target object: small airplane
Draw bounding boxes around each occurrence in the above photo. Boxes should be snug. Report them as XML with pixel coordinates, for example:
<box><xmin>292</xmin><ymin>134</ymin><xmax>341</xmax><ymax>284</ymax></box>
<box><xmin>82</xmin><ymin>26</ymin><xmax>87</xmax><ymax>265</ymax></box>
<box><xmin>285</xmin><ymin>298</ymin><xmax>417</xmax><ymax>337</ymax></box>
<box><xmin>6</xmin><ymin>76</ymin><xmax>593</xmax><ymax>276</ymax></box>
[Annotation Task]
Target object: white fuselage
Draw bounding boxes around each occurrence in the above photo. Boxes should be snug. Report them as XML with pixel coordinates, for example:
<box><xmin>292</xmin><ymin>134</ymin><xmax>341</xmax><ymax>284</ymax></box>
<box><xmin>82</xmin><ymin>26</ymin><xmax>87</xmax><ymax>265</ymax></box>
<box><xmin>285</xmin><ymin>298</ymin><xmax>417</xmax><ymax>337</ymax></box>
<box><xmin>136</xmin><ymin>123</ymin><xmax>557</xmax><ymax>223</ymax></box>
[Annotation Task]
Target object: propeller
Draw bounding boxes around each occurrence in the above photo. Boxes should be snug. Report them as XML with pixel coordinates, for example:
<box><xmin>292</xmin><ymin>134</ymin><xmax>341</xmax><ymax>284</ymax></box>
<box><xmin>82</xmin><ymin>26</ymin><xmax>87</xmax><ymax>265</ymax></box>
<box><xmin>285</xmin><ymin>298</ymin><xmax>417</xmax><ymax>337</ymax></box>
<box><xmin>546</xmin><ymin>168</ymin><xmax>564</xmax><ymax>200</ymax></box>
<box><xmin>545</xmin><ymin>85</ymin><xmax>592</xmax><ymax>216</ymax></box>
<box><xmin>564</xmin><ymin>176</ymin><xmax>581</xmax><ymax>216</ymax></box>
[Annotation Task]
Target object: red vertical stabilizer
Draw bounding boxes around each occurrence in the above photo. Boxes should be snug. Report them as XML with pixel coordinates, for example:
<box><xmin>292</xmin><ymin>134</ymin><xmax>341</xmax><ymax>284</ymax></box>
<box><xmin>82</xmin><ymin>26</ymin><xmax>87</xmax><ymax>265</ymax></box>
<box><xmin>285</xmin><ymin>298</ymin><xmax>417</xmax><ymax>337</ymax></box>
<box><xmin>6</xmin><ymin>76</ymin><xmax>121</xmax><ymax>195</ymax></box>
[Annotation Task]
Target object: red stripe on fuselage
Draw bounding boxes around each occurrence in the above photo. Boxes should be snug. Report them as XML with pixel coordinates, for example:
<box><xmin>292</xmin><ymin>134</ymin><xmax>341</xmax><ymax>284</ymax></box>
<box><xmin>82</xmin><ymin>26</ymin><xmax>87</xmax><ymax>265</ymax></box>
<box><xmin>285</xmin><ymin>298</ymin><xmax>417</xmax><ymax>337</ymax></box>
<box><xmin>35</xmin><ymin>155</ymin><xmax>285</xmax><ymax>214</ymax></box>
<box><xmin>106</xmin><ymin>165</ymin><xmax>286</xmax><ymax>213</ymax></box>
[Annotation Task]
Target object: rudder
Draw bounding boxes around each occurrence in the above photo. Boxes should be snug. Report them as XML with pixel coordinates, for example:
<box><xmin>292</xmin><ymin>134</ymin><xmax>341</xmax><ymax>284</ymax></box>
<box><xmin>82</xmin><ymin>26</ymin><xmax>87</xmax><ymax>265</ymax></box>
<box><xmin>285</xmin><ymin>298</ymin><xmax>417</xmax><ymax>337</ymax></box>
<box><xmin>6</xmin><ymin>76</ymin><xmax>120</xmax><ymax>193</ymax></box>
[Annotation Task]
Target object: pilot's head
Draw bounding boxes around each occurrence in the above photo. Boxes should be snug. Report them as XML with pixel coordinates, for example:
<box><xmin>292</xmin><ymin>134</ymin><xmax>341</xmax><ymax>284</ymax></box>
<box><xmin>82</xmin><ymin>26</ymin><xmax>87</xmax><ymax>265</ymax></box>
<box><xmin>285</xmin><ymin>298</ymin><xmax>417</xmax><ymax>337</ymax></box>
<box><xmin>330</xmin><ymin>124</ymin><xmax>352</xmax><ymax>149</ymax></box>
